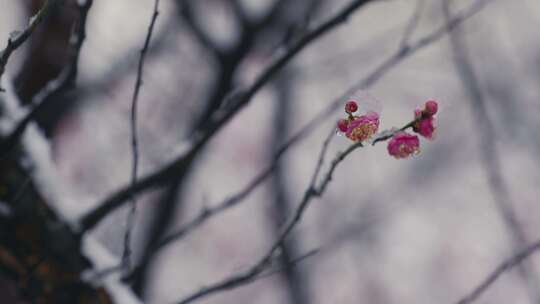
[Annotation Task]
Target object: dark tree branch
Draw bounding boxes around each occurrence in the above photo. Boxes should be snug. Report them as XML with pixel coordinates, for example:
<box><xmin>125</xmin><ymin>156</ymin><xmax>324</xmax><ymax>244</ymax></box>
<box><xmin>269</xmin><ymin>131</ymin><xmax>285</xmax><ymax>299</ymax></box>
<box><xmin>270</xmin><ymin>66</ymin><xmax>310</xmax><ymax>304</ymax></box>
<box><xmin>0</xmin><ymin>0</ymin><xmax>94</xmax><ymax>158</ymax></box>
<box><xmin>188</xmin><ymin>0</ymin><xmax>296</xmax><ymax>132</ymax></box>
<box><xmin>0</xmin><ymin>0</ymin><xmax>62</xmax><ymax>90</ymax></box>
<box><xmin>398</xmin><ymin>0</ymin><xmax>425</xmax><ymax>49</ymax></box>
<box><xmin>455</xmin><ymin>240</ymin><xmax>540</xmax><ymax>304</ymax></box>
<box><xmin>443</xmin><ymin>0</ymin><xmax>540</xmax><ymax>302</ymax></box>
<box><xmin>253</xmin><ymin>248</ymin><xmax>320</xmax><ymax>282</ymax></box>
<box><xmin>256</xmin><ymin>0</ymin><xmax>289</xmax><ymax>31</ymax></box>
<box><xmin>230</xmin><ymin>0</ymin><xmax>249</xmax><ymax>27</ymax></box>
<box><xmin>130</xmin><ymin>176</ymin><xmax>184</xmax><ymax>296</ymax></box>
<box><xmin>122</xmin><ymin>0</ymin><xmax>161</xmax><ymax>273</ymax></box>
<box><xmin>218</xmin><ymin>0</ymin><xmax>377</xmax><ymax>119</ymax></box>
<box><xmin>64</xmin><ymin>0</ymin><xmax>93</xmax><ymax>88</ymax></box>
<box><xmin>185</xmin><ymin>0</ymin><xmax>318</xmax><ymax>133</ymax></box>
<box><xmin>79</xmin><ymin>0</ymin><xmax>380</xmax><ymax>233</ymax></box>
<box><xmin>177</xmin><ymin>0</ymin><xmax>222</xmax><ymax>58</ymax></box>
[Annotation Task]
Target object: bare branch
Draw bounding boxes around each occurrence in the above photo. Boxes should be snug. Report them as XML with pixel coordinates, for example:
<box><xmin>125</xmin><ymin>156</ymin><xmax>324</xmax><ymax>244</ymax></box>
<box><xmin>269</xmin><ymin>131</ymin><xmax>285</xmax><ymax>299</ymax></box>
<box><xmin>122</xmin><ymin>0</ymin><xmax>161</xmax><ymax>272</ymax></box>
<box><xmin>230</xmin><ymin>0</ymin><xmax>248</xmax><ymax>26</ymax></box>
<box><xmin>455</xmin><ymin>240</ymin><xmax>540</xmax><ymax>304</ymax></box>
<box><xmin>64</xmin><ymin>0</ymin><xmax>93</xmax><ymax>88</ymax></box>
<box><xmin>0</xmin><ymin>0</ymin><xmax>61</xmax><ymax>90</ymax></box>
<box><xmin>79</xmin><ymin>0</ymin><xmax>381</xmax><ymax>233</ymax></box>
<box><xmin>269</xmin><ymin>66</ymin><xmax>309</xmax><ymax>304</ymax></box>
<box><xmin>175</xmin><ymin>248</ymin><xmax>319</xmax><ymax>304</ymax></box>
<box><xmin>130</xmin><ymin>176</ymin><xmax>184</xmax><ymax>296</ymax></box>
<box><xmin>398</xmin><ymin>0</ymin><xmax>425</xmax><ymax>49</ymax></box>
<box><xmin>256</xmin><ymin>0</ymin><xmax>289</xmax><ymax>30</ymax></box>
<box><xmin>254</xmin><ymin>248</ymin><xmax>320</xmax><ymax>281</ymax></box>
<box><xmin>191</xmin><ymin>0</ymin><xmax>322</xmax><ymax>132</ymax></box>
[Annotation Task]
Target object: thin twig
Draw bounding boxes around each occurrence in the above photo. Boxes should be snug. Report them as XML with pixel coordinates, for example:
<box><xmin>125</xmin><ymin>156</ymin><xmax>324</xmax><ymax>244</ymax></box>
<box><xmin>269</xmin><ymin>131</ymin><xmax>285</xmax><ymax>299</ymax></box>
<box><xmin>79</xmin><ymin>0</ymin><xmax>381</xmax><ymax>233</ymax></box>
<box><xmin>122</xmin><ymin>0</ymin><xmax>161</xmax><ymax>272</ymax></box>
<box><xmin>0</xmin><ymin>0</ymin><xmax>61</xmax><ymax>90</ymax></box>
<box><xmin>455</xmin><ymin>240</ymin><xmax>540</xmax><ymax>304</ymax></box>
<box><xmin>371</xmin><ymin>120</ymin><xmax>417</xmax><ymax>145</ymax></box>
<box><xmin>254</xmin><ymin>248</ymin><xmax>320</xmax><ymax>281</ymax></box>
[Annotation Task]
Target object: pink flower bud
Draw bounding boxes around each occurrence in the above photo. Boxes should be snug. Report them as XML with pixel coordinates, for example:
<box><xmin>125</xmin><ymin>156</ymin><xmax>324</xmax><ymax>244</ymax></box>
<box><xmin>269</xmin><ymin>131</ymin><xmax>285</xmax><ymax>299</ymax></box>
<box><xmin>387</xmin><ymin>132</ymin><xmax>420</xmax><ymax>159</ymax></box>
<box><xmin>413</xmin><ymin>103</ymin><xmax>437</xmax><ymax>140</ymax></box>
<box><xmin>345</xmin><ymin>111</ymin><xmax>379</xmax><ymax>142</ymax></box>
<box><xmin>337</xmin><ymin>119</ymin><xmax>349</xmax><ymax>132</ymax></box>
<box><xmin>424</xmin><ymin>100</ymin><xmax>438</xmax><ymax>116</ymax></box>
<box><xmin>345</xmin><ymin>100</ymin><xmax>358</xmax><ymax>114</ymax></box>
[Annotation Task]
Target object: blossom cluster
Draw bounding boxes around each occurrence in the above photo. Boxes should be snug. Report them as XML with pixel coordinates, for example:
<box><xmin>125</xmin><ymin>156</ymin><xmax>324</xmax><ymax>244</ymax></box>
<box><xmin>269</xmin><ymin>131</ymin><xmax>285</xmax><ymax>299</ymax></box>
<box><xmin>336</xmin><ymin>99</ymin><xmax>438</xmax><ymax>159</ymax></box>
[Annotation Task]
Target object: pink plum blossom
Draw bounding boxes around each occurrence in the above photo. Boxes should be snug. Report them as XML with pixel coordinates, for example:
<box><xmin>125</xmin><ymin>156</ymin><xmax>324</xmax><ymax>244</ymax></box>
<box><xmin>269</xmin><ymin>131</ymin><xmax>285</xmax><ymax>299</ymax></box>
<box><xmin>387</xmin><ymin>132</ymin><xmax>420</xmax><ymax>159</ymax></box>
<box><xmin>345</xmin><ymin>111</ymin><xmax>379</xmax><ymax>142</ymax></box>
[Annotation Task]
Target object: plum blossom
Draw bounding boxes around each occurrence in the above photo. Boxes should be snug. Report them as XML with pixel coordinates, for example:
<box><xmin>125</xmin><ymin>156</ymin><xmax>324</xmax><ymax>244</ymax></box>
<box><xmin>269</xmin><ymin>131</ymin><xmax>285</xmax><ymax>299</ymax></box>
<box><xmin>345</xmin><ymin>111</ymin><xmax>379</xmax><ymax>142</ymax></box>
<box><xmin>387</xmin><ymin>132</ymin><xmax>420</xmax><ymax>159</ymax></box>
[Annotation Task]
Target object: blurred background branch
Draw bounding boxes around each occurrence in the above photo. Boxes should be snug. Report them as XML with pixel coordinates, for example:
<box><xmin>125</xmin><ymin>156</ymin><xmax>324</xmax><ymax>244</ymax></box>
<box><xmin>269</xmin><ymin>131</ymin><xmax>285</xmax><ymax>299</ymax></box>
<box><xmin>456</xmin><ymin>240</ymin><xmax>540</xmax><ymax>304</ymax></box>
<box><xmin>443</xmin><ymin>0</ymin><xmax>540</xmax><ymax>303</ymax></box>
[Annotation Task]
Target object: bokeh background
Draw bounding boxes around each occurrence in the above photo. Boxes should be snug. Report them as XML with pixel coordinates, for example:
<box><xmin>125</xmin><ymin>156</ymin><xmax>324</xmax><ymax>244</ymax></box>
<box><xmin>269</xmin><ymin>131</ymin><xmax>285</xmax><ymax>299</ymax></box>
<box><xmin>2</xmin><ymin>0</ymin><xmax>540</xmax><ymax>303</ymax></box>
